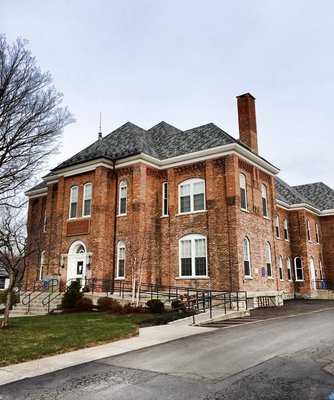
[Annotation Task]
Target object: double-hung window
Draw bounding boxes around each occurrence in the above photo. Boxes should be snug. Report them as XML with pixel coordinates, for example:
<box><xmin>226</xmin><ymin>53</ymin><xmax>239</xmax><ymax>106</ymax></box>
<box><xmin>265</xmin><ymin>242</ymin><xmax>273</xmax><ymax>278</ymax></box>
<box><xmin>262</xmin><ymin>184</ymin><xmax>268</xmax><ymax>217</ymax></box>
<box><xmin>275</xmin><ymin>216</ymin><xmax>280</xmax><ymax>238</ymax></box>
<box><xmin>179</xmin><ymin>179</ymin><xmax>205</xmax><ymax>213</ymax></box>
<box><xmin>69</xmin><ymin>186</ymin><xmax>79</xmax><ymax>219</ymax></box>
<box><xmin>307</xmin><ymin>220</ymin><xmax>311</xmax><ymax>241</ymax></box>
<box><xmin>119</xmin><ymin>181</ymin><xmax>127</xmax><ymax>215</ymax></box>
<box><xmin>162</xmin><ymin>182</ymin><xmax>168</xmax><ymax>216</ymax></box>
<box><xmin>243</xmin><ymin>237</ymin><xmax>251</xmax><ymax>276</ymax></box>
<box><xmin>294</xmin><ymin>257</ymin><xmax>304</xmax><ymax>281</ymax></box>
<box><xmin>283</xmin><ymin>218</ymin><xmax>289</xmax><ymax>240</ymax></box>
<box><xmin>278</xmin><ymin>256</ymin><xmax>283</xmax><ymax>280</ymax></box>
<box><xmin>315</xmin><ymin>224</ymin><xmax>320</xmax><ymax>244</ymax></box>
<box><xmin>287</xmin><ymin>257</ymin><xmax>292</xmax><ymax>281</ymax></box>
<box><xmin>240</xmin><ymin>173</ymin><xmax>247</xmax><ymax>210</ymax></box>
<box><xmin>117</xmin><ymin>242</ymin><xmax>126</xmax><ymax>278</ymax></box>
<box><xmin>179</xmin><ymin>234</ymin><xmax>207</xmax><ymax>277</ymax></box>
<box><xmin>83</xmin><ymin>183</ymin><xmax>92</xmax><ymax>217</ymax></box>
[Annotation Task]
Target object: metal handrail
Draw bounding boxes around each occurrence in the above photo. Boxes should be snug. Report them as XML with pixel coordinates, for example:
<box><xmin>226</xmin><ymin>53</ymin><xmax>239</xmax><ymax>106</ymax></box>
<box><xmin>84</xmin><ymin>277</ymin><xmax>248</xmax><ymax>320</ymax></box>
<box><xmin>21</xmin><ymin>279</ymin><xmax>59</xmax><ymax>312</ymax></box>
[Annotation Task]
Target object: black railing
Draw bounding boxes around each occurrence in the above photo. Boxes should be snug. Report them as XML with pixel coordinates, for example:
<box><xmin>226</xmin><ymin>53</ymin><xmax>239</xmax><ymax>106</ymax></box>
<box><xmin>84</xmin><ymin>278</ymin><xmax>248</xmax><ymax>320</ymax></box>
<box><xmin>21</xmin><ymin>278</ymin><xmax>59</xmax><ymax>313</ymax></box>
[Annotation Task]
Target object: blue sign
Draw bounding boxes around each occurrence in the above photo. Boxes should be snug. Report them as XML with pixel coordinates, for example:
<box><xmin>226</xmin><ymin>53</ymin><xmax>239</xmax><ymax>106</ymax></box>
<box><xmin>261</xmin><ymin>267</ymin><xmax>266</xmax><ymax>277</ymax></box>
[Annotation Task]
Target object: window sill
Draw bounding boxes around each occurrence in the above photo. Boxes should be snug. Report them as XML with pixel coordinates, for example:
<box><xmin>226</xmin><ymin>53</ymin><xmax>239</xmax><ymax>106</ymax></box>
<box><xmin>81</xmin><ymin>215</ymin><xmax>91</xmax><ymax>219</ymax></box>
<box><xmin>295</xmin><ymin>280</ymin><xmax>304</xmax><ymax>282</ymax></box>
<box><xmin>115</xmin><ymin>277</ymin><xmax>125</xmax><ymax>281</ymax></box>
<box><xmin>244</xmin><ymin>276</ymin><xmax>253</xmax><ymax>280</ymax></box>
<box><xmin>267</xmin><ymin>277</ymin><xmax>275</xmax><ymax>280</ymax></box>
<box><xmin>160</xmin><ymin>215</ymin><xmax>169</xmax><ymax>219</ymax></box>
<box><xmin>175</xmin><ymin>276</ymin><xmax>209</xmax><ymax>280</ymax></box>
<box><xmin>176</xmin><ymin>210</ymin><xmax>207</xmax><ymax>217</ymax></box>
<box><xmin>276</xmin><ymin>237</ymin><xmax>281</xmax><ymax>240</ymax></box>
<box><xmin>117</xmin><ymin>214</ymin><xmax>127</xmax><ymax>217</ymax></box>
<box><xmin>241</xmin><ymin>208</ymin><xmax>249</xmax><ymax>213</ymax></box>
<box><xmin>263</xmin><ymin>216</ymin><xmax>270</xmax><ymax>220</ymax></box>
<box><xmin>284</xmin><ymin>239</ymin><xmax>290</xmax><ymax>242</ymax></box>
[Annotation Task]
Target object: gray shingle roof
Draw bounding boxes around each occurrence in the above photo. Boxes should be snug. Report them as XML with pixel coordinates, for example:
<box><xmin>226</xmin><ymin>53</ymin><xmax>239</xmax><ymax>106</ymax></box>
<box><xmin>293</xmin><ymin>182</ymin><xmax>334</xmax><ymax>211</ymax></box>
<box><xmin>275</xmin><ymin>177</ymin><xmax>312</xmax><ymax>206</ymax></box>
<box><xmin>25</xmin><ymin>180</ymin><xmax>48</xmax><ymax>194</ymax></box>
<box><xmin>51</xmin><ymin>121</ymin><xmax>237</xmax><ymax>171</ymax></box>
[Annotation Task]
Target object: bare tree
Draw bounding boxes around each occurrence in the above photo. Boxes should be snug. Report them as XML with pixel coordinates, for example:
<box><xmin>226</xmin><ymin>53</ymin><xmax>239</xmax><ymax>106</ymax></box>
<box><xmin>0</xmin><ymin>205</ymin><xmax>38</xmax><ymax>328</ymax></box>
<box><xmin>0</xmin><ymin>35</ymin><xmax>74</xmax><ymax>206</ymax></box>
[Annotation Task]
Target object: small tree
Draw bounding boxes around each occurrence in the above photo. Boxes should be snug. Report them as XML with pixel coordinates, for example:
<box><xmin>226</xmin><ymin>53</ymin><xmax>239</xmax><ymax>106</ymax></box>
<box><xmin>0</xmin><ymin>205</ymin><xmax>37</xmax><ymax>328</ymax></box>
<box><xmin>0</xmin><ymin>35</ymin><xmax>74</xmax><ymax>206</ymax></box>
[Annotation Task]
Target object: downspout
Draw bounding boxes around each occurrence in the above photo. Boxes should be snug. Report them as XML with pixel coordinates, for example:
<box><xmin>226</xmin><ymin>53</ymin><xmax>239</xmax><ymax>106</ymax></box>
<box><xmin>111</xmin><ymin>159</ymin><xmax>118</xmax><ymax>294</ymax></box>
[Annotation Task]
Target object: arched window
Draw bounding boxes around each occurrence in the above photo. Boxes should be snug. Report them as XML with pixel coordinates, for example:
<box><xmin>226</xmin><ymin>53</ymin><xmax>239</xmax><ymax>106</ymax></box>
<box><xmin>179</xmin><ymin>234</ymin><xmax>207</xmax><ymax>277</ymax></box>
<box><xmin>286</xmin><ymin>257</ymin><xmax>292</xmax><ymax>281</ymax></box>
<box><xmin>275</xmin><ymin>216</ymin><xmax>280</xmax><ymax>238</ymax></box>
<box><xmin>294</xmin><ymin>257</ymin><xmax>304</xmax><ymax>281</ymax></box>
<box><xmin>76</xmin><ymin>244</ymin><xmax>85</xmax><ymax>254</ymax></box>
<box><xmin>265</xmin><ymin>242</ymin><xmax>273</xmax><ymax>277</ymax></box>
<box><xmin>319</xmin><ymin>260</ymin><xmax>324</xmax><ymax>280</ymax></box>
<box><xmin>278</xmin><ymin>255</ymin><xmax>283</xmax><ymax>280</ymax></box>
<box><xmin>162</xmin><ymin>182</ymin><xmax>168</xmax><ymax>216</ymax></box>
<box><xmin>83</xmin><ymin>183</ymin><xmax>92</xmax><ymax>217</ymax></box>
<box><xmin>315</xmin><ymin>224</ymin><xmax>320</xmax><ymax>244</ymax></box>
<box><xmin>39</xmin><ymin>251</ymin><xmax>45</xmax><ymax>280</ymax></box>
<box><xmin>69</xmin><ymin>186</ymin><xmax>79</xmax><ymax>219</ymax></box>
<box><xmin>119</xmin><ymin>181</ymin><xmax>127</xmax><ymax>215</ymax></box>
<box><xmin>307</xmin><ymin>220</ymin><xmax>311</xmax><ymax>241</ymax></box>
<box><xmin>240</xmin><ymin>173</ymin><xmax>247</xmax><ymax>210</ymax></box>
<box><xmin>283</xmin><ymin>218</ymin><xmax>289</xmax><ymax>240</ymax></box>
<box><xmin>262</xmin><ymin>184</ymin><xmax>268</xmax><ymax>217</ymax></box>
<box><xmin>179</xmin><ymin>178</ymin><xmax>206</xmax><ymax>214</ymax></box>
<box><xmin>243</xmin><ymin>237</ymin><xmax>251</xmax><ymax>276</ymax></box>
<box><xmin>117</xmin><ymin>242</ymin><xmax>126</xmax><ymax>278</ymax></box>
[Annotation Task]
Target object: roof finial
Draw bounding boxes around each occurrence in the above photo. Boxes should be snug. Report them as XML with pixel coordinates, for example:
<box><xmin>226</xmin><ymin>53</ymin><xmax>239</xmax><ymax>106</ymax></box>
<box><xmin>98</xmin><ymin>112</ymin><xmax>102</xmax><ymax>140</ymax></box>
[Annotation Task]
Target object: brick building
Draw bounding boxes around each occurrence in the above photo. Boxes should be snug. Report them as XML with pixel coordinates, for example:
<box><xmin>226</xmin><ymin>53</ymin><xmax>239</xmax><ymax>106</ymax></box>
<box><xmin>25</xmin><ymin>93</ymin><xmax>334</xmax><ymax>303</ymax></box>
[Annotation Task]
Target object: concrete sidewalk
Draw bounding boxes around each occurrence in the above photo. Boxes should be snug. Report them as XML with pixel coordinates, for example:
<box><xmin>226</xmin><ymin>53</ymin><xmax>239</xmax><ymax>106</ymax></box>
<box><xmin>0</xmin><ymin>320</ymin><xmax>216</xmax><ymax>386</ymax></box>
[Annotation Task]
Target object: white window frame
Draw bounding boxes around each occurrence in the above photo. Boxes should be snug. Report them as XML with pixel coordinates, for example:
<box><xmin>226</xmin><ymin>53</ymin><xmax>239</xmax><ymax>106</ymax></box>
<box><xmin>69</xmin><ymin>186</ymin><xmax>79</xmax><ymax>219</ymax></box>
<box><xmin>179</xmin><ymin>234</ymin><xmax>208</xmax><ymax>278</ymax></box>
<box><xmin>307</xmin><ymin>220</ymin><xmax>311</xmax><ymax>241</ymax></box>
<box><xmin>278</xmin><ymin>255</ymin><xmax>283</xmax><ymax>280</ymax></box>
<box><xmin>294</xmin><ymin>257</ymin><xmax>304</xmax><ymax>281</ymax></box>
<box><xmin>162</xmin><ymin>182</ymin><xmax>168</xmax><ymax>216</ymax></box>
<box><xmin>243</xmin><ymin>237</ymin><xmax>251</xmax><ymax>277</ymax></box>
<box><xmin>116</xmin><ymin>241</ymin><xmax>126</xmax><ymax>279</ymax></box>
<box><xmin>283</xmin><ymin>218</ymin><xmax>289</xmax><ymax>241</ymax></box>
<box><xmin>240</xmin><ymin>173</ymin><xmax>247</xmax><ymax>211</ymax></box>
<box><xmin>119</xmin><ymin>180</ymin><xmax>127</xmax><ymax>216</ymax></box>
<box><xmin>287</xmin><ymin>257</ymin><xmax>292</xmax><ymax>281</ymax></box>
<box><xmin>39</xmin><ymin>251</ymin><xmax>45</xmax><ymax>280</ymax></box>
<box><xmin>178</xmin><ymin>178</ymin><xmax>206</xmax><ymax>214</ymax></box>
<box><xmin>262</xmin><ymin>184</ymin><xmax>269</xmax><ymax>218</ymax></box>
<box><xmin>319</xmin><ymin>260</ymin><xmax>324</xmax><ymax>280</ymax></box>
<box><xmin>265</xmin><ymin>242</ymin><xmax>273</xmax><ymax>278</ymax></box>
<box><xmin>315</xmin><ymin>223</ymin><xmax>320</xmax><ymax>244</ymax></box>
<box><xmin>43</xmin><ymin>210</ymin><xmax>47</xmax><ymax>233</ymax></box>
<box><xmin>275</xmin><ymin>215</ymin><xmax>280</xmax><ymax>239</ymax></box>
<box><xmin>82</xmin><ymin>183</ymin><xmax>92</xmax><ymax>217</ymax></box>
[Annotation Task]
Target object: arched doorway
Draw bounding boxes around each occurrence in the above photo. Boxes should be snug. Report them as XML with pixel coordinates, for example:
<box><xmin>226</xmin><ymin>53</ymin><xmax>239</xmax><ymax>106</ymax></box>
<box><xmin>67</xmin><ymin>241</ymin><xmax>87</xmax><ymax>286</ymax></box>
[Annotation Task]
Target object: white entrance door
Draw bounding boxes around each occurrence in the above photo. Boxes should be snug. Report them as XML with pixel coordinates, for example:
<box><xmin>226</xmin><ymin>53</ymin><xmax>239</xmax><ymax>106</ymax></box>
<box><xmin>67</xmin><ymin>242</ymin><xmax>87</xmax><ymax>287</ymax></box>
<box><xmin>309</xmin><ymin>257</ymin><xmax>316</xmax><ymax>290</ymax></box>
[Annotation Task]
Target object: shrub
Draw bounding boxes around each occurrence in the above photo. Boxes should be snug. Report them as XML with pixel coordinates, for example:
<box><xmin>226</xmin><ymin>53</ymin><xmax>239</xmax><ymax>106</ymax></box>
<box><xmin>122</xmin><ymin>303</ymin><xmax>145</xmax><ymax>314</ymax></box>
<box><xmin>97</xmin><ymin>297</ymin><xmax>122</xmax><ymax>313</ymax></box>
<box><xmin>171</xmin><ymin>299</ymin><xmax>186</xmax><ymax>312</ymax></box>
<box><xmin>146</xmin><ymin>299</ymin><xmax>164</xmax><ymax>313</ymax></box>
<box><xmin>75</xmin><ymin>297</ymin><xmax>93</xmax><ymax>312</ymax></box>
<box><xmin>61</xmin><ymin>281</ymin><xmax>83</xmax><ymax>309</ymax></box>
<box><xmin>0</xmin><ymin>289</ymin><xmax>19</xmax><ymax>308</ymax></box>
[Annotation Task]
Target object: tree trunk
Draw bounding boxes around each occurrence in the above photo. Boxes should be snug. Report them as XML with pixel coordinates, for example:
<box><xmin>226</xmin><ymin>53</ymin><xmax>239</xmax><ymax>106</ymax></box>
<box><xmin>1</xmin><ymin>286</ymin><xmax>12</xmax><ymax>328</ymax></box>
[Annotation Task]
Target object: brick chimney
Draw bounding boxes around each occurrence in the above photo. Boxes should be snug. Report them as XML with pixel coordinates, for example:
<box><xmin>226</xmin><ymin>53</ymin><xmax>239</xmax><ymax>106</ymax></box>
<box><xmin>237</xmin><ymin>93</ymin><xmax>258</xmax><ymax>153</ymax></box>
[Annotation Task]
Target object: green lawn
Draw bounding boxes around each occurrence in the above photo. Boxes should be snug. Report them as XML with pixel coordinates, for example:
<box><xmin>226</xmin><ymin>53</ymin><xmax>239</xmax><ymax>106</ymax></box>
<box><xmin>0</xmin><ymin>312</ymin><xmax>155</xmax><ymax>366</ymax></box>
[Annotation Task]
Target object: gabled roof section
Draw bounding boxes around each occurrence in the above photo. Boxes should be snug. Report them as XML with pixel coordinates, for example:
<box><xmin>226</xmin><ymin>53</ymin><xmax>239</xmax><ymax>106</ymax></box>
<box><xmin>293</xmin><ymin>182</ymin><xmax>334</xmax><ymax>211</ymax></box>
<box><xmin>275</xmin><ymin>177</ymin><xmax>315</xmax><ymax>207</ymax></box>
<box><xmin>25</xmin><ymin>180</ymin><xmax>48</xmax><ymax>195</ymax></box>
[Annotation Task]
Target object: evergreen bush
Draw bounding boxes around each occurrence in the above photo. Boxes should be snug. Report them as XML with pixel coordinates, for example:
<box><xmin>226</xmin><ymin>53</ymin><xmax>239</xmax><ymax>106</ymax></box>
<box><xmin>61</xmin><ymin>281</ymin><xmax>83</xmax><ymax>309</ymax></box>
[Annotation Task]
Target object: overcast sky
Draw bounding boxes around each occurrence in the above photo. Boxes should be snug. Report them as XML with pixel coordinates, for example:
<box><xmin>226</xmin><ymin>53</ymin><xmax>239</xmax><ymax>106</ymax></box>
<box><xmin>2</xmin><ymin>0</ymin><xmax>334</xmax><ymax>188</ymax></box>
